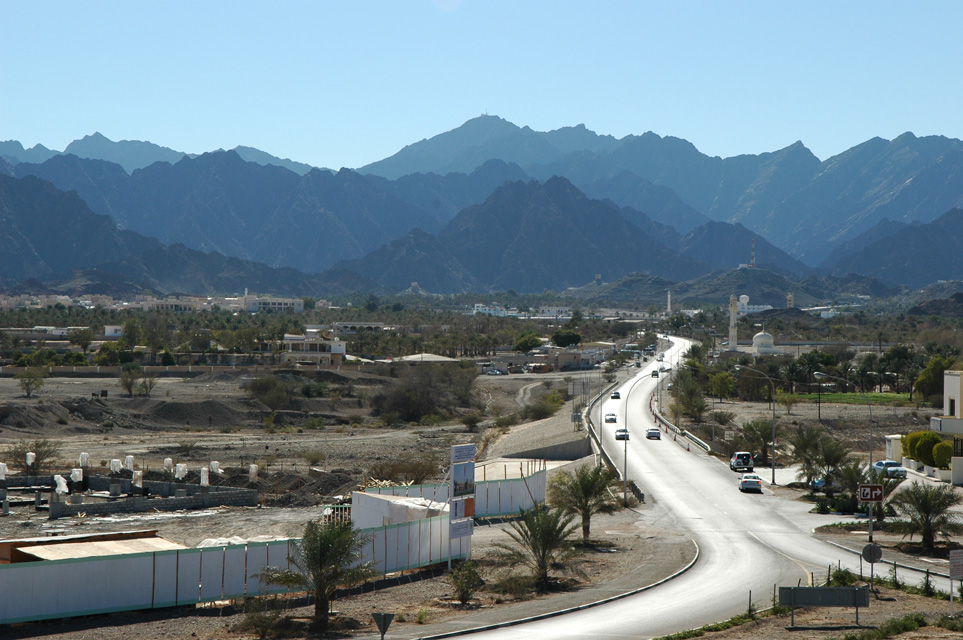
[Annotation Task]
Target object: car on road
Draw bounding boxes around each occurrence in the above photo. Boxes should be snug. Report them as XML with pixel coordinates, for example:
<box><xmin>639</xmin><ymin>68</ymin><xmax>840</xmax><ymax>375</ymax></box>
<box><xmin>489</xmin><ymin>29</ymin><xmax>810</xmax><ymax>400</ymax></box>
<box><xmin>645</xmin><ymin>427</ymin><xmax>661</xmax><ymax>440</ymax></box>
<box><xmin>739</xmin><ymin>473</ymin><xmax>763</xmax><ymax>493</ymax></box>
<box><xmin>730</xmin><ymin>451</ymin><xmax>754</xmax><ymax>471</ymax></box>
<box><xmin>604</xmin><ymin>413</ymin><xmax>617</xmax><ymax>423</ymax></box>
<box><xmin>611</xmin><ymin>391</ymin><xmax>621</xmax><ymax>399</ymax></box>
<box><xmin>651</xmin><ymin>370</ymin><xmax>659</xmax><ymax>378</ymax></box>
<box><xmin>615</xmin><ymin>428</ymin><xmax>630</xmax><ymax>441</ymax></box>
<box><xmin>486</xmin><ymin>369</ymin><xmax>503</xmax><ymax>375</ymax></box>
<box><xmin>872</xmin><ymin>460</ymin><xmax>907</xmax><ymax>478</ymax></box>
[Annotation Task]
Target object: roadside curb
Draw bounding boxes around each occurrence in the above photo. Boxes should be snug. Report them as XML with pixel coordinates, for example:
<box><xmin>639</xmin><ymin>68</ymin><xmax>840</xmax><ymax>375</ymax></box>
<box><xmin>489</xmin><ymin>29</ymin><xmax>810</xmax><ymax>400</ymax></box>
<box><xmin>411</xmin><ymin>539</ymin><xmax>701</xmax><ymax>639</ymax></box>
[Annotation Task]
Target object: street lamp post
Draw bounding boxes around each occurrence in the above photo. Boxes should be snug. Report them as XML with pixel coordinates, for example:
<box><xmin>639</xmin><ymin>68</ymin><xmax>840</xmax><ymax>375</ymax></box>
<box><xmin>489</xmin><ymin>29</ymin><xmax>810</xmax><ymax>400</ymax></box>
<box><xmin>814</xmin><ymin>370</ymin><xmax>878</xmax><ymax>587</ymax></box>
<box><xmin>734</xmin><ymin>365</ymin><xmax>777</xmax><ymax>485</ymax></box>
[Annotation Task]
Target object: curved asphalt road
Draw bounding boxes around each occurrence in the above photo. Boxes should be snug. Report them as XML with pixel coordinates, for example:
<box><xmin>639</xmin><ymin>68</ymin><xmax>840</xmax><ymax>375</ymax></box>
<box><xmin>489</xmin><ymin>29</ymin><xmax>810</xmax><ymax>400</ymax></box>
<box><xmin>467</xmin><ymin>336</ymin><xmax>929</xmax><ymax>639</ymax></box>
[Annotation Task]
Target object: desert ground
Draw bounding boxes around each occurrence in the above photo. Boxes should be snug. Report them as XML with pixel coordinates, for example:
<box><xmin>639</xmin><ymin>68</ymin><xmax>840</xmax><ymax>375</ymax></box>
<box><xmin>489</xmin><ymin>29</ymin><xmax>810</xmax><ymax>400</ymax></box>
<box><xmin>0</xmin><ymin>364</ymin><xmax>953</xmax><ymax>639</ymax></box>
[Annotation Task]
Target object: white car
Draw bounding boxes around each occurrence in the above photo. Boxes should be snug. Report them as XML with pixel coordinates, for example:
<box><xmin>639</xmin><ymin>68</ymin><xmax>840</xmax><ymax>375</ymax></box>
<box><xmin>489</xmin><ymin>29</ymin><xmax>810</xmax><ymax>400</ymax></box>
<box><xmin>615</xmin><ymin>428</ymin><xmax>630</xmax><ymax>441</ymax></box>
<box><xmin>739</xmin><ymin>473</ymin><xmax>763</xmax><ymax>493</ymax></box>
<box><xmin>872</xmin><ymin>460</ymin><xmax>907</xmax><ymax>478</ymax></box>
<box><xmin>645</xmin><ymin>427</ymin><xmax>661</xmax><ymax>440</ymax></box>
<box><xmin>604</xmin><ymin>413</ymin><xmax>617</xmax><ymax>424</ymax></box>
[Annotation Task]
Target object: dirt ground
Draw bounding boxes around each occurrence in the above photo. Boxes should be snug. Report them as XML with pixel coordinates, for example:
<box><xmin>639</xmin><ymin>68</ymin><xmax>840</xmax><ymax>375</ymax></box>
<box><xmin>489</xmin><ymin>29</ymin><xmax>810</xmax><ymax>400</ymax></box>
<box><xmin>0</xmin><ymin>366</ymin><xmax>955</xmax><ymax>639</ymax></box>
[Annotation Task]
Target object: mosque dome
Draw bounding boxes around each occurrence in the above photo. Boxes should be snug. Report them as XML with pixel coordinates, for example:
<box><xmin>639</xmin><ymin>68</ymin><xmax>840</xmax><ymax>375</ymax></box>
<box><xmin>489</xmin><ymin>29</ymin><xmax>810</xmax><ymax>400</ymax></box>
<box><xmin>752</xmin><ymin>330</ymin><xmax>778</xmax><ymax>354</ymax></box>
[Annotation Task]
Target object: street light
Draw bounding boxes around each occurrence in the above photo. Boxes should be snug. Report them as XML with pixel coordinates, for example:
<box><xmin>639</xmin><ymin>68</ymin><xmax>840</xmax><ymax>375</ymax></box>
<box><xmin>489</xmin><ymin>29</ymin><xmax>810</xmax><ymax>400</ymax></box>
<box><xmin>734</xmin><ymin>364</ymin><xmax>777</xmax><ymax>485</ymax></box>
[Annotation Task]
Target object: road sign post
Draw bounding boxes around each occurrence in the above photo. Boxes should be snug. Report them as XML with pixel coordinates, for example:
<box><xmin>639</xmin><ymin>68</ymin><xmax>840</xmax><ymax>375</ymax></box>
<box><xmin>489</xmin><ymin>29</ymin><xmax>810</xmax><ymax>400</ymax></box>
<box><xmin>951</xmin><ymin>549</ymin><xmax>963</xmax><ymax>616</ymax></box>
<box><xmin>372</xmin><ymin>613</ymin><xmax>394</xmax><ymax>640</ymax></box>
<box><xmin>858</xmin><ymin>484</ymin><xmax>884</xmax><ymax>590</ymax></box>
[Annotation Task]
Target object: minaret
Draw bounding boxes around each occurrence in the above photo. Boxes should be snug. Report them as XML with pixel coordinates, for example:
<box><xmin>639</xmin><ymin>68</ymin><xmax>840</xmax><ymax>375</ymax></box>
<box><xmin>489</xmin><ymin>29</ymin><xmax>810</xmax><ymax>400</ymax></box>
<box><xmin>787</xmin><ymin>292</ymin><xmax>794</xmax><ymax>309</ymax></box>
<box><xmin>666</xmin><ymin>290</ymin><xmax>672</xmax><ymax>314</ymax></box>
<box><xmin>728</xmin><ymin>294</ymin><xmax>738</xmax><ymax>349</ymax></box>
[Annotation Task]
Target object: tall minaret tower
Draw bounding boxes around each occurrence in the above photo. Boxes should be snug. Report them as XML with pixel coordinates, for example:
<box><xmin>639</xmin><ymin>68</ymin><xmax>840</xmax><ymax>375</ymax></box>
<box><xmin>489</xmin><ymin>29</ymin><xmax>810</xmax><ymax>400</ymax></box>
<box><xmin>666</xmin><ymin>290</ymin><xmax>672</xmax><ymax>314</ymax></box>
<box><xmin>728</xmin><ymin>294</ymin><xmax>738</xmax><ymax>349</ymax></box>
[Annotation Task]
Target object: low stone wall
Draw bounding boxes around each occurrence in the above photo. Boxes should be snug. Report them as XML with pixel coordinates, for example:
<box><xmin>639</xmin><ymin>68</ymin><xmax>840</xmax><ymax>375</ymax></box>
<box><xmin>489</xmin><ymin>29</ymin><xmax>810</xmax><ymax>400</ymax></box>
<box><xmin>1</xmin><ymin>474</ymin><xmax>257</xmax><ymax>519</ymax></box>
<box><xmin>48</xmin><ymin>487</ymin><xmax>257</xmax><ymax>519</ymax></box>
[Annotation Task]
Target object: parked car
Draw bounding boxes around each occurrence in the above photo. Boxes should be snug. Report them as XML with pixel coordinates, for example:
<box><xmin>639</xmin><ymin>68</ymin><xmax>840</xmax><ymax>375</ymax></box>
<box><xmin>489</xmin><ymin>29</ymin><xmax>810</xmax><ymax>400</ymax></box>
<box><xmin>666</xmin><ymin>383</ymin><xmax>674</xmax><ymax>391</ymax></box>
<box><xmin>645</xmin><ymin>427</ymin><xmax>661</xmax><ymax>440</ymax></box>
<box><xmin>872</xmin><ymin>460</ymin><xmax>907</xmax><ymax>478</ymax></box>
<box><xmin>730</xmin><ymin>451</ymin><xmax>754</xmax><ymax>471</ymax></box>
<box><xmin>615</xmin><ymin>428</ymin><xmax>630</xmax><ymax>441</ymax></box>
<box><xmin>604</xmin><ymin>413</ymin><xmax>617</xmax><ymax>423</ymax></box>
<box><xmin>808</xmin><ymin>477</ymin><xmax>844</xmax><ymax>493</ymax></box>
<box><xmin>739</xmin><ymin>473</ymin><xmax>763</xmax><ymax>493</ymax></box>
<box><xmin>611</xmin><ymin>391</ymin><xmax>621</xmax><ymax>399</ymax></box>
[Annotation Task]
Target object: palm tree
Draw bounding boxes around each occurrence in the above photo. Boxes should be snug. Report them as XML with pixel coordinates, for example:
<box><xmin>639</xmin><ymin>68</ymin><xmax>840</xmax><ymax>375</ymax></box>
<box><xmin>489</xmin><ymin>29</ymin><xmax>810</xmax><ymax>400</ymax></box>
<box><xmin>548</xmin><ymin>465</ymin><xmax>619</xmax><ymax>541</ymax></box>
<box><xmin>495</xmin><ymin>504</ymin><xmax>580</xmax><ymax>589</ymax></box>
<box><xmin>739</xmin><ymin>420</ymin><xmax>779</xmax><ymax>468</ymax></box>
<box><xmin>889</xmin><ymin>482</ymin><xmax>963</xmax><ymax>550</ymax></box>
<box><xmin>261</xmin><ymin>521</ymin><xmax>376</xmax><ymax>633</ymax></box>
<box><xmin>873</xmin><ymin>475</ymin><xmax>904</xmax><ymax>523</ymax></box>
<box><xmin>817</xmin><ymin>437</ymin><xmax>852</xmax><ymax>498</ymax></box>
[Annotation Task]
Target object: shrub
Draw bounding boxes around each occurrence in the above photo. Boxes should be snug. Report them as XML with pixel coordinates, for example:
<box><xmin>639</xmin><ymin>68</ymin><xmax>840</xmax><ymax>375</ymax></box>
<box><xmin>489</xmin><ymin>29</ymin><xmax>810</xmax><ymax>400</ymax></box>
<box><xmin>829</xmin><ymin>567</ymin><xmax>858</xmax><ymax>586</ymax></box>
<box><xmin>449</xmin><ymin>560</ymin><xmax>484</xmax><ymax>604</ymax></box>
<box><xmin>302</xmin><ymin>449</ymin><xmax>325</xmax><ymax>465</ymax></box>
<box><xmin>495</xmin><ymin>414</ymin><xmax>519</xmax><ymax>428</ymax></box>
<box><xmin>915</xmin><ymin>431</ymin><xmax>944</xmax><ymax>467</ymax></box>
<box><xmin>934</xmin><ymin>440</ymin><xmax>954</xmax><ymax>469</ymax></box>
<box><xmin>3</xmin><ymin>438</ymin><xmax>62</xmax><ymax>472</ymax></box>
<box><xmin>247</xmin><ymin>376</ymin><xmax>291</xmax><ymax>411</ymax></box>
<box><xmin>301</xmin><ymin>382</ymin><xmax>329</xmax><ymax>398</ymax></box>
<box><xmin>903</xmin><ymin>431</ymin><xmax>928</xmax><ymax>460</ymax></box>
<box><xmin>416</xmin><ymin>607</ymin><xmax>431</xmax><ymax>624</ymax></box>
<box><xmin>369</xmin><ymin>454</ymin><xmax>438</xmax><ymax>484</ymax></box>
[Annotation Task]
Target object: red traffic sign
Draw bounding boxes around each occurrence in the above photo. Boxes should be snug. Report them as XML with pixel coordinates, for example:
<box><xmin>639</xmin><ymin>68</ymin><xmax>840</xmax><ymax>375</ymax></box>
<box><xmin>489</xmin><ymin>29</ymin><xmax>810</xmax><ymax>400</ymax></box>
<box><xmin>858</xmin><ymin>484</ymin><xmax>884</xmax><ymax>502</ymax></box>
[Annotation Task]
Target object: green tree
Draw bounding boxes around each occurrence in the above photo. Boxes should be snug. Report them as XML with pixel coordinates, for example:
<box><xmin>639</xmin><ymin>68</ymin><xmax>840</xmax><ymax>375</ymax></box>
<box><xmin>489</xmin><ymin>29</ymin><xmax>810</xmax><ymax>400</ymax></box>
<box><xmin>513</xmin><ymin>331</ymin><xmax>543</xmax><ymax>353</ymax></box>
<box><xmin>495</xmin><ymin>505</ymin><xmax>580</xmax><ymax>589</ymax></box>
<box><xmin>915</xmin><ymin>355</ymin><xmax>956</xmax><ymax>400</ymax></box>
<box><xmin>15</xmin><ymin>368</ymin><xmax>46</xmax><ymax>398</ymax></box>
<box><xmin>889</xmin><ymin>482</ymin><xmax>963</xmax><ymax>550</ymax></box>
<box><xmin>547</xmin><ymin>464</ymin><xmax>619</xmax><ymax>541</ymax></box>
<box><xmin>551</xmin><ymin>330</ymin><xmax>582</xmax><ymax>348</ymax></box>
<box><xmin>121</xmin><ymin>317</ymin><xmax>142</xmax><ymax>350</ymax></box>
<box><xmin>261</xmin><ymin>521</ymin><xmax>376</xmax><ymax>633</ymax></box>
<box><xmin>708</xmin><ymin>372</ymin><xmax>735</xmax><ymax>401</ymax></box>
<box><xmin>142</xmin><ymin>315</ymin><xmax>168</xmax><ymax>363</ymax></box>
<box><xmin>67</xmin><ymin>328</ymin><xmax>95</xmax><ymax>357</ymax></box>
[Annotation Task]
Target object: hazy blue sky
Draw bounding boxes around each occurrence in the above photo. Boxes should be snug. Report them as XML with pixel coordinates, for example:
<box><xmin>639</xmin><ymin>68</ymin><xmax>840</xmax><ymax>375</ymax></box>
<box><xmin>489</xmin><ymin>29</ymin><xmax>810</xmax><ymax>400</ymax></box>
<box><xmin>2</xmin><ymin>1</ymin><xmax>961</xmax><ymax>170</ymax></box>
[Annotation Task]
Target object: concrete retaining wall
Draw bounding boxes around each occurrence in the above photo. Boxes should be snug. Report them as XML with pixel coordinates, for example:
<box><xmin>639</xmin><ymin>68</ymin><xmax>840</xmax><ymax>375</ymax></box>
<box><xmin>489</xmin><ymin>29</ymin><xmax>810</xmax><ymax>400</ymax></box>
<box><xmin>503</xmin><ymin>437</ymin><xmax>592</xmax><ymax>461</ymax></box>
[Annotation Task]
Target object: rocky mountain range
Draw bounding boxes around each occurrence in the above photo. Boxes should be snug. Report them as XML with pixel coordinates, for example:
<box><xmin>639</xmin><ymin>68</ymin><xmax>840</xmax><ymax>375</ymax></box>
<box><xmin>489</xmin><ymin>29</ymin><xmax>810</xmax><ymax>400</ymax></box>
<box><xmin>4</xmin><ymin>115</ymin><xmax>963</xmax><ymax>305</ymax></box>
<box><xmin>0</xmin><ymin>173</ymin><xmax>381</xmax><ymax>297</ymax></box>
<box><xmin>361</xmin><ymin>117</ymin><xmax>963</xmax><ymax>266</ymax></box>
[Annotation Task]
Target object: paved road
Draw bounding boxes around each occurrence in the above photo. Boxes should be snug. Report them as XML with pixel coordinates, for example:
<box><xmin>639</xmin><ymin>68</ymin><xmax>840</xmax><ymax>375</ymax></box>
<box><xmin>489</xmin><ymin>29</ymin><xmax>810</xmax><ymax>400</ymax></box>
<box><xmin>457</xmin><ymin>336</ymin><xmax>953</xmax><ymax>639</ymax></box>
